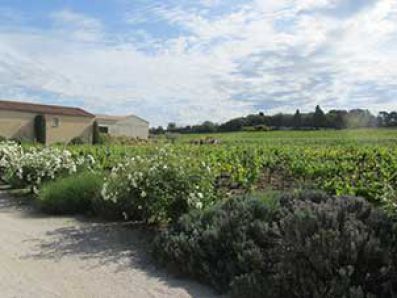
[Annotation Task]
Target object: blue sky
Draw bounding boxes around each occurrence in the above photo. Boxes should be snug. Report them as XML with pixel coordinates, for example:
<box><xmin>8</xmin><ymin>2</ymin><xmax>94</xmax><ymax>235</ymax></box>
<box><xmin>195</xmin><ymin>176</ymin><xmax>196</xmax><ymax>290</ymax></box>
<box><xmin>0</xmin><ymin>0</ymin><xmax>396</xmax><ymax>126</ymax></box>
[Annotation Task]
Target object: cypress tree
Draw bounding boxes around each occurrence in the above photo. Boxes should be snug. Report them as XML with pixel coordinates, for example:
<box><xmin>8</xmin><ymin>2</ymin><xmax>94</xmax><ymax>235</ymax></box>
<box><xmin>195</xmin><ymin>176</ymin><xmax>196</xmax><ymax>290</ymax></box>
<box><xmin>34</xmin><ymin>114</ymin><xmax>46</xmax><ymax>144</ymax></box>
<box><xmin>92</xmin><ymin>120</ymin><xmax>100</xmax><ymax>144</ymax></box>
<box><xmin>313</xmin><ymin>105</ymin><xmax>326</xmax><ymax>129</ymax></box>
<box><xmin>292</xmin><ymin>109</ymin><xmax>302</xmax><ymax>129</ymax></box>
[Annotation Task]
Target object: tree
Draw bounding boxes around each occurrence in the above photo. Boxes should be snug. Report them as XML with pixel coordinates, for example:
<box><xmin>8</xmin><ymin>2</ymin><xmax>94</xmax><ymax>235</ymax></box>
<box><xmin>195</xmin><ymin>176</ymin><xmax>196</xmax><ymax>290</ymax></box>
<box><xmin>270</xmin><ymin>113</ymin><xmax>284</xmax><ymax>127</ymax></box>
<box><xmin>157</xmin><ymin>126</ymin><xmax>165</xmax><ymax>134</ymax></box>
<box><xmin>377</xmin><ymin>111</ymin><xmax>389</xmax><ymax>127</ymax></box>
<box><xmin>200</xmin><ymin>121</ymin><xmax>217</xmax><ymax>133</ymax></box>
<box><xmin>167</xmin><ymin>122</ymin><xmax>177</xmax><ymax>132</ymax></box>
<box><xmin>150</xmin><ymin>126</ymin><xmax>165</xmax><ymax>135</ymax></box>
<box><xmin>390</xmin><ymin>111</ymin><xmax>397</xmax><ymax>126</ymax></box>
<box><xmin>292</xmin><ymin>109</ymin><xmax>302</xmax><ymax>129</ymax></box>
<box><xmin>219</xmin><ymin>117</ymin><xmax>246</xmax><ymax>132</ymax></box>
<box><xmin>92</xmin><ymin>121</ymin><xmax>100</xmax><ymax>144</ymax></box>
<box><xmin>326</xmin><ymin>110</ymin><xmax>347</xmax><ymax>129</ymax></box>
<box><xmin>34</xmin><ymin>114</ymin><xmax>46</xmax><ymax>144</ymax></box>
<box><xmin>345</xmin><ymin>109</ymin><xmax>376</xmax><ymax>128</ymax></box>
<box><xmin>313</xmin><ymin>105</ymin><xmax>326</xmax><ymax>129</ymax></box>
<box><xmin>378</xmin><ymin>111</ymin><xmax>397</xmax><ymax>127</ymax></box>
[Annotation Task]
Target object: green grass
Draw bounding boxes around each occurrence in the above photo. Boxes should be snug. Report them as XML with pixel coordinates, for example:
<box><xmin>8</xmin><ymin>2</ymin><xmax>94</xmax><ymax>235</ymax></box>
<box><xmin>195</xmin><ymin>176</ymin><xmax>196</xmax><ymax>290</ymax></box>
<box><xmin>177</xmin><ymin>128</ymin><xmax>397</xmax><ymax>145</ymax></box>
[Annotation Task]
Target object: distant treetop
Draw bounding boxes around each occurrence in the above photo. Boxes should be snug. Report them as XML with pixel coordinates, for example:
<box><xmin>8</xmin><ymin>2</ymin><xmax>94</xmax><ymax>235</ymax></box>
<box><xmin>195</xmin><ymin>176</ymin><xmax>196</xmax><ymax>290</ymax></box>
<box><xmin>150</xmin><ymin>106</ymin><xmax>397</xmax><ymax>134</ymax></box>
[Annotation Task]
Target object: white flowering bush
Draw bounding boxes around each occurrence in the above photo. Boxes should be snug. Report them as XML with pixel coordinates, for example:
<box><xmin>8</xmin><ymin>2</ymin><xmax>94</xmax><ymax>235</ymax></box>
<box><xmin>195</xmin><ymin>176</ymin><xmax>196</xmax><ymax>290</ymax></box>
<box><xmin>0</xmin><ymin>142</ymin><xmax>23</xmax><ymax>181</ymax></box>
<box><xmin>101</xmin><ymin>147</ymin><xmax>217</xmax><ymax>223</ymax></box>
<box><xmin>0</xmin><ymin>142</ymin><xmax>95</xmax><ymax>193</ymax></box>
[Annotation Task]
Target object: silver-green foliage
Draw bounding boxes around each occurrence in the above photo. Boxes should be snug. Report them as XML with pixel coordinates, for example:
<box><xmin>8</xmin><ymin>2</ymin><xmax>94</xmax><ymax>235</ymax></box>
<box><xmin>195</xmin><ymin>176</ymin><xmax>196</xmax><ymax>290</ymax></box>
<box><xmin>38</xmin><ymin>171</ymin><xmax>103</xmax><ymax>214</ymax></box>
<box><xmin>155</xmin><ymin>191</ymin><xmax>397</xmax><ymax>298</ymax></box>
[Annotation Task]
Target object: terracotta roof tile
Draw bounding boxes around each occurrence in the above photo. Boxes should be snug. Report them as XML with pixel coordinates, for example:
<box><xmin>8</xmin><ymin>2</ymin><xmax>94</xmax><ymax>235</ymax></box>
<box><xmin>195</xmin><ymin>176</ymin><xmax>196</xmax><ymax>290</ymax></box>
<box><xmin>0</xmin><ymin>100</ymin><xmax>95</xmax><ymax>118</ymax></box>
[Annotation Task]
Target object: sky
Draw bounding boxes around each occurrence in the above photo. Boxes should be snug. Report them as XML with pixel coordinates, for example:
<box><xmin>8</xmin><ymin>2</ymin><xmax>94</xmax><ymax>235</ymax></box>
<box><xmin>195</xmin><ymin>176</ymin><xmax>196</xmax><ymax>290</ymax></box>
<box><xmin>0</xmin><ymin>0</ymin><xmax>396</xmax><ymax>126</ymax></box>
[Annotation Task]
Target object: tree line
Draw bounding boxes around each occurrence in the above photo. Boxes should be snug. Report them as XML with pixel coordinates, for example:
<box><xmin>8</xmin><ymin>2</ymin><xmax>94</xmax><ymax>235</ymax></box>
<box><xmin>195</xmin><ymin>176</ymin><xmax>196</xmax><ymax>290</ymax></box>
<box><xmin>150</xmin><ymin>106</ymin><xmax>397</xmax><ymax>134</ymax></box>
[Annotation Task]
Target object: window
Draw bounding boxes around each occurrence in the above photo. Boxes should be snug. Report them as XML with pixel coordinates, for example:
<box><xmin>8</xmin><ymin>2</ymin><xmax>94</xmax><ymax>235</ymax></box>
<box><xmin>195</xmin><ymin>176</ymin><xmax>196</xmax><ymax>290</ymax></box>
<box><xmin>99</xmin><ymin>126</ymin><xmax>109</xmax><ymax>133</ymax></box>
<box><xmin>51</xmin><ymin>118</ymin><xmax>59</xmax><ymax>128</ymax></box>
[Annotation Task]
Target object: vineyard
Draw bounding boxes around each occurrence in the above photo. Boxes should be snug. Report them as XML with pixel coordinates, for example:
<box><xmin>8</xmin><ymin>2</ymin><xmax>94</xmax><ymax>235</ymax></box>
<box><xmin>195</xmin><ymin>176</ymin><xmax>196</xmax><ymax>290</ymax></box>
<box><xmin>1</xmin><ymin>129</ymin><xmax>397</xmax><ymax>296</ymax></box>
<box><xmin>1</xmin><ymin>129</ymin><xmax>394</xmax><ymax>211</ymax></box>
<box><xmin>66</xmin><ymin>129</ymin><xmax>397</xmax><ymax>211</ymax></box>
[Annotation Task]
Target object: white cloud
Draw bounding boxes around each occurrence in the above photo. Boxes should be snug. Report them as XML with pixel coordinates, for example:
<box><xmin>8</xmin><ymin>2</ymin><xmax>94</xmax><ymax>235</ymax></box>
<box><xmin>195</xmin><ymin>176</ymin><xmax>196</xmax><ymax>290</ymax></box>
<box><xmin>0</xmin><ymin>1</ymin><xmax>396</xmax><ymax>126</ymax></box>
<box><xmin>50</xmin><ymin>9</ymin><xmax>103</xmax><ymax>42</ymax></box>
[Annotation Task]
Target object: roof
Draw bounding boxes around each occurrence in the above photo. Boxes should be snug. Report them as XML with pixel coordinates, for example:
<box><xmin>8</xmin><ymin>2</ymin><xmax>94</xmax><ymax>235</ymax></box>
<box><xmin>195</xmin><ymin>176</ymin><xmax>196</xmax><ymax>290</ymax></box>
<box><xmin>0</xmin><ymin>100</ymin><xmax>95</xmax><ymax>118</ymax></box>
<box><xmin>96</xmin><ymin>114</ymin><xmax>149</xmax><ymax>124</ymax></box>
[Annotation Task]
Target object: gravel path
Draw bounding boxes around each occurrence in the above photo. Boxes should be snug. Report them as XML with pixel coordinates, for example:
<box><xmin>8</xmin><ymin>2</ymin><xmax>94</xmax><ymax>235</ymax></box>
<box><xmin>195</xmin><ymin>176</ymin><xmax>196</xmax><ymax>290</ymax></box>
<box><xmin>0</xmin><ymin>190</ymin><xmax>219</xmax><ymax>298</ymax></box>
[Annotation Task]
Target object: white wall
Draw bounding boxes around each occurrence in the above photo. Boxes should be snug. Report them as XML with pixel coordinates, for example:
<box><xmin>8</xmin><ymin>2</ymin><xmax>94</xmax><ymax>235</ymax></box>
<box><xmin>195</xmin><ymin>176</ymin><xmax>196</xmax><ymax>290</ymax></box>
<box><xmin>97</xmin><ymin>116</ymin><xmax>149</xmax><ymax>139</ymax></box>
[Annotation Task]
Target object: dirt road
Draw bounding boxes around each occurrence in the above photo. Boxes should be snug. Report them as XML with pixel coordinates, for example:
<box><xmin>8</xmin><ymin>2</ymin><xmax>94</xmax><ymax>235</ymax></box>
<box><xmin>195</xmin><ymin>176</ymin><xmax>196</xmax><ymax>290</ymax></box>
<box><xmin>0</xmin><ymin>191</ymin><xmax>218</xmax><ymax>298</ymax></box>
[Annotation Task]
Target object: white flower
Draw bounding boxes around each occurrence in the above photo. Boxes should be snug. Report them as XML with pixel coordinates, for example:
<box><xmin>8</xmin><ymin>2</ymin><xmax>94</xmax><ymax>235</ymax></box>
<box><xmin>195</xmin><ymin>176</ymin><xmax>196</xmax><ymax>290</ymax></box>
<box><xmin>195</xmin><ymin>202</ymin><xmax>203</xmax><ymax>209</ymax></box>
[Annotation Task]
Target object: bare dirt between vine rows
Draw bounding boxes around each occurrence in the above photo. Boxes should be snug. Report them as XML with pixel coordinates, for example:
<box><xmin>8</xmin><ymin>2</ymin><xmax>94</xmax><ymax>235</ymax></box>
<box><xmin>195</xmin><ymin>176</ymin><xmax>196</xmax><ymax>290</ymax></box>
<box><xmin>0</xmin><ymin>190</ymin><xmax>219</xmax><ymax>298</ymax></box>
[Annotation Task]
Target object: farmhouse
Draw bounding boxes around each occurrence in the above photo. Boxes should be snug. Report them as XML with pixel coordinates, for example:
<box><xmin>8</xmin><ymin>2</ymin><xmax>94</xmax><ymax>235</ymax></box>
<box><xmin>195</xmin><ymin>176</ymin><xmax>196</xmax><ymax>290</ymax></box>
<box><xmin>0</xmin><ymin>100</ymin><xmax>95</xmax><ymax>144</ymax></box>
<box><xmin>96</xmin><ymin>114</ymin><xmax>149</xmax><ymax>139</ymax></box>
<box><xmin>0</xmin><ymin>100</ymin><xmax>150</xmax><ymax>144</ymax></box>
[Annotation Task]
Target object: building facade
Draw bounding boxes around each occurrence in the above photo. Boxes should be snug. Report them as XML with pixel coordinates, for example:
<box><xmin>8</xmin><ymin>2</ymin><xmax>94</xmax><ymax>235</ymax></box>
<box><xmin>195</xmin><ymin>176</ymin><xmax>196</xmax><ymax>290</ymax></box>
<box><xmin>0</xmin><ymin>100</ymin><xmax>95</xmax><ymax>144</ymax></box>
<box><xmin>0</xmin><ymin>100</ymin><xmax>150</xmax><ymax>144</ymax></box>
<box><xmin>96</xmin><ymin>114</ymin><xmax>149</xmax><ymax>139</ymax></box>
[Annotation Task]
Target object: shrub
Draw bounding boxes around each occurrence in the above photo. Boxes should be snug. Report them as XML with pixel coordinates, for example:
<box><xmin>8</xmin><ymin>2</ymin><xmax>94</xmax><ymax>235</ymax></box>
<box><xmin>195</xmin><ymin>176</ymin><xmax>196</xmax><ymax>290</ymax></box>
<box><xmin>97</xmin><ymin>133</ymin><xmax>111</xmax><ymax>144</ymax></box>
<box><xmin>254</xmin><ymin>124</ymin><xmax>271</xmax><ymax>131</ymax></box>
<box><xmin>154</xmin><ymin>191</ymin><xmax>397</xmax><ymax>298</ymax></box>
<box><xmin>69</xmin><ymin>137</ymin><xmax>85</xmax><ymax>145</ymax></box>
<box><xmin>0</xmin><ymin>143</ymin><xmax>95</xmax><ymax>192</ymax></box>
<box><xmin>0</xmin><ymin>136</ymin><xmax>7</xmax><ymax>142</ymax></box>
<box><xmin>34</xmin><ymin>114</ymin><xmax>46</xmax><ymax>144</ymax></box>
<box><xmin>38</xmin><ymin>171</ymin><xmax>103</xmax><ymax>214</ymax></box>
<box><xmin>242</xmin><ymin>125</ymin><xmax>271</xmax><ymax>132</ymax></box>
<box><xmin>92</xmin><ymin>121</ymin><xmax>100</xmax><ymax>145</ymax></box>
<box><xmin>242</xmin><ymin>126</ymin><xmax>256</xmax><ymax>131</ymax></box>
<box><xmin>9</xmin><ymin>136</ymin><xmax>32</xmax><ymax>144</ymax></box>
<box><xmin>0</xmin><ymin>141</ymin><xmax>23</xmax><ymax>182</ymax></box>
<box><xmin>101</xmin><ymin>147</ymin><xmax>217</xmax><ymax>223</ymax></box>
